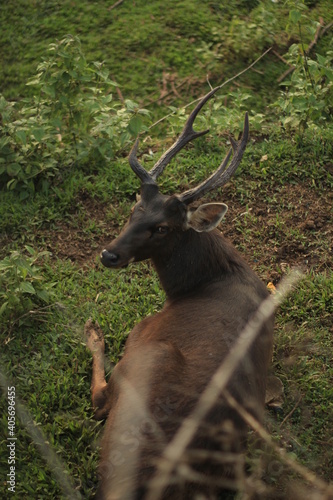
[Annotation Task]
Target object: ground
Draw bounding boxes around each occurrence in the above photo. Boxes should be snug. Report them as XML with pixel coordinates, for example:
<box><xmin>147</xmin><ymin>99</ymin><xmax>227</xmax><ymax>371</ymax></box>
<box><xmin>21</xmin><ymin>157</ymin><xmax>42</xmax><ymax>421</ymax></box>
<box><xmin>41</xmin><ymin>178</ymin><xmax>332</xmax><ymax>279</ymax></box>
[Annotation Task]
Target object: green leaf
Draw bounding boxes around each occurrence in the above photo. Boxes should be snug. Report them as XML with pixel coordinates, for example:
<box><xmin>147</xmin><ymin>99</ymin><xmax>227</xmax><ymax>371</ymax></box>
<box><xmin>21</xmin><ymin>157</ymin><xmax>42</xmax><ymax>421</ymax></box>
<box><xmin>7</xmin><ymin>163</ymin><xmax>21</xmax><ymax>177</ymax></box>
<box><xmin>125</xmin><ymin>99</ymin><xmax>138</xmax><ymax>112</ymax></box>
<box><xmin>25</xmin><ymin>245</ymin><xmax>36</xmax><ymax>256</ymax></box>
<box><xmin>32</xmin><ymin>128</ymin><xmax>45</xmax><ymax>142</ymax></box>
<box><xmin>36</xmin><ymin>289</ymin><xmax>49</xmax><ymax>302</ymax></box>
<box><xmin>16</xmin><ymin>130</ymin><xmax>27</xmax><ymax>145</ymax></box>
<box><xmin>0</xmin><ymin>258</ymin><xmax>12</xmax><ymax>270</ymax></box>
<box><xmin>43</xmin><ymin>85</ymin><xmax>56</xmax><ymax>98</ymax></box>
<box><xmin>0</xmin><ymin>301</ymin><xmax>8</xmax><ymax>316</ymax></box>
<box><xmin>317</xmin><ymin>54</ymin><xmax>327</xmax><ymax>66</ymax></box>
<box><xmin>128</xmin><ymin>115</ymin><xmax>143</xmax><ymax>136</ymax></box>
<box><xmin>6</xmin><ymin>178</ymin><xmax>17</xmax><ymax>190</ymax></box>
<box><xmin>324</xmin><ymin>68</ymin><xmax>333</xmax><ymax>82</ymax></box>
<box><xmin>289</xmin><ymin>10</ymin><xmax>301</xmax><ymax>24</ymax></box>
<box><xmin>19</xmin><ymin>282</ymin><xmax>36</xmax><ymax>294</ymax></box>
<box><xmin>0</xmin><ymin>136</ymin><xmax>11</xmax><ymax>149</ymax></box>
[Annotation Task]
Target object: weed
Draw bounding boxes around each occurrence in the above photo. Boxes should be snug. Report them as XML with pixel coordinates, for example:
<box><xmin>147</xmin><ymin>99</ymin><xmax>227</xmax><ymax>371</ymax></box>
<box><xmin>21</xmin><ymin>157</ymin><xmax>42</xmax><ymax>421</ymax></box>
<box><xmin>0</xmin><ymin>36</ymin><xmax>149</xmax><ymax>196</ymax></box>
<box><xmin>273</xmin><ymin>47</ymin><xmax>333</xmax><ymax>133</ymax></box>
<box><xmin>0</xmin><ymin>246</ymin><xmax>55</xmax><ymax>332</ymax></box>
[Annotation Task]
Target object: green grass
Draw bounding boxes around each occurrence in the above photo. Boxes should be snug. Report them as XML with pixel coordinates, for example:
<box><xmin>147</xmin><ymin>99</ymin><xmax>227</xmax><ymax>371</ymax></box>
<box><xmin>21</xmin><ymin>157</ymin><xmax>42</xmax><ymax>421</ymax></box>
<box><xmin>1</xmin><ymin>0</ymin><xmax>333</xmax><ymax>498</ymax></box>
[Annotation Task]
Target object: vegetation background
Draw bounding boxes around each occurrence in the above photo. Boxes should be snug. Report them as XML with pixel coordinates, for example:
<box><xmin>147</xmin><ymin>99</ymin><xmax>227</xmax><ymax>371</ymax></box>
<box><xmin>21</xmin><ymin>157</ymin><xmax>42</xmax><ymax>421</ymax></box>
<box><xmin>0</xmin><ymin>0</ymin><xmax>332</xmax><ymax>498</ymax></box>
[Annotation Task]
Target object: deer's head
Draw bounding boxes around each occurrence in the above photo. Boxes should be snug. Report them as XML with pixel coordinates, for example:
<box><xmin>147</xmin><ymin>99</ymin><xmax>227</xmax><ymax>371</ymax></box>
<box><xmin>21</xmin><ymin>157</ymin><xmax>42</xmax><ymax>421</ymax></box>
<box><xmin>101</xmin><ymin>87</ymin><xmax>249</xmax><ymax>269</ymax></box>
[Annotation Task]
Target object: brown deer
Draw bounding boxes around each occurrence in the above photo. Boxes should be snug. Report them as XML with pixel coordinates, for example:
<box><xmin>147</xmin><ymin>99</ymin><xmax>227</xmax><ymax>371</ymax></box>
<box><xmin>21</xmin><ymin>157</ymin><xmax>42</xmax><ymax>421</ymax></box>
<box><xmin>85</xmin><ymin>86</ymin><xmax>274</xmax><ymax>500</ymax></box>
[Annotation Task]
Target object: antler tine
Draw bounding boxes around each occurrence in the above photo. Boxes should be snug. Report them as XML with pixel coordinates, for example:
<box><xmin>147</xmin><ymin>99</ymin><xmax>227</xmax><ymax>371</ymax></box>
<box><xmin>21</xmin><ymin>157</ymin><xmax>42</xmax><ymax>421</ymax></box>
<box><xmin>149</xmin><ymin>86</ymin><xmax>222</xmax><ymax>181</ymax></box>
<box><xmin>128</xmin><ymin>138</ymin><xmax>156</xmax><ymax>185</ymax></box>
<box><xmin>179</xmin><ymin>112</ymin><xmax>249</xmax><ymax>205</ymax></box>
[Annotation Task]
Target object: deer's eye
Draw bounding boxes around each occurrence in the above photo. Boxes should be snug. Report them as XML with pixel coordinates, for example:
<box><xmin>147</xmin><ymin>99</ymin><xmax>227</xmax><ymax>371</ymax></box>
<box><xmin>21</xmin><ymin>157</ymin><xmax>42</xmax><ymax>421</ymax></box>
<box><xmin>155</xmin><ymin>225</ymin><xmax>169</xmax><ymax>234</ymax></box>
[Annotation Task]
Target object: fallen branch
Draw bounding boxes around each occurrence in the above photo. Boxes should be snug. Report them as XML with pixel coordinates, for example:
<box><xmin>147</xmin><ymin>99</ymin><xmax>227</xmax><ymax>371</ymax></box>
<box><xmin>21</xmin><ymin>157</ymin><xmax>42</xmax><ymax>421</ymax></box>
<box><xmin>277</xmin><ymin>66</ymin><xmax>295</xmax><ymax>84</ymax></box>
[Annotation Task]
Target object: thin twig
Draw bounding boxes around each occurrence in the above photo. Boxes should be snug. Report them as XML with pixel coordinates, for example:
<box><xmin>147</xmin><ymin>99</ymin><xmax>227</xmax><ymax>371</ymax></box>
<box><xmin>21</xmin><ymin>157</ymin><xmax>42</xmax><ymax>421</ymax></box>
<box><xmin>148</xmin><ymin>79</ymin><xmax>189</xmax><ymax>106</ymax></box>
<box><xmin>280</xmin><ymin>394</ymin><xmax>303</xmax><ymax>427</ymax></box>
<box><xmin>272</xmin><ymin>49</ymin><xmax>290</xmax><ymax>65</ymax></box>
<box><xmin>277</xmin><ymin>66</ymin><xmax>295</xmax><ymax>84</ymax></box>
<box><xmin>148</xmin><ymin>47</ymin><xmax>272</xmax><ymax>131</ymax></box>
<box><xmin>102</xmin><ymin>347</ymin><xmax>168</xmax><ymax>498</ymax></box>
<box><xmin>145</xmin><ymin>269</ymin><xmax>303</xmax><ymax>500</ymax></box>
<box><xmin>277</xmin><ymin>19</ymin><xmax>332</xmax><ymax>83</ymax></box>
<box><xmin>108</xmin><ymin>0</ymin><xmax>125</xmax><ymax>11</ymax></box>
<box><xmin>307</xmin><ymin>18</ymin><xmax>324</xmax><ymax>54</ymax></box>
<box><xmin>9</xmin><ymin>302</ymin><xmax>62</xmax><ymax>326</ymax></box>
<box><xmin>223</xmin><ymin>389</ymin><xmax>333</xmax><ymax>497</ymax></box>
<box><xmin>250</xmin><ymin>67</ymin><xmax>264</xmax><ymax>75</ymax></box>
<box><xmin>319</xmin><ymin>20</ymin><xmax>333</xmax><ymax>38</ymax></box>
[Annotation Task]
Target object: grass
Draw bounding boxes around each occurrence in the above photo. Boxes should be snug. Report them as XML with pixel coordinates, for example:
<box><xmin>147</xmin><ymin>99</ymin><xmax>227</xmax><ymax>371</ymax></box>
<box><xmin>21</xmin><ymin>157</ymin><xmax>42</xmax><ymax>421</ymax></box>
<box><xmin>1</xmin><ymin>0</ymin><xmax>333</xmax><ymax>498</ymax></box>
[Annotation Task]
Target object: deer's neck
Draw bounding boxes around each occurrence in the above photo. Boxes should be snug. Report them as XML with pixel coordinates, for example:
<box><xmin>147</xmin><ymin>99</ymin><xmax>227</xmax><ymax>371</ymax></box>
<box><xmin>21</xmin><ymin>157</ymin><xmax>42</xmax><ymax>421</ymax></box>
<box><xmin>152</xmin><ymin>229</ymin><xmax>247</xmax><ymax>299</ymax></box>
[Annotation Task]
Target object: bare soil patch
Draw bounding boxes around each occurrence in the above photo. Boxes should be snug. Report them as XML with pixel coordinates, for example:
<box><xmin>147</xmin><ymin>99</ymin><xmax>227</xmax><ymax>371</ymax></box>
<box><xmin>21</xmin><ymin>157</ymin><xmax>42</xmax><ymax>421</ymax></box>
<box><xmin>42</xmin><ymin>182</ymin><xmax>332</xmax><ymax>281</ymax></box>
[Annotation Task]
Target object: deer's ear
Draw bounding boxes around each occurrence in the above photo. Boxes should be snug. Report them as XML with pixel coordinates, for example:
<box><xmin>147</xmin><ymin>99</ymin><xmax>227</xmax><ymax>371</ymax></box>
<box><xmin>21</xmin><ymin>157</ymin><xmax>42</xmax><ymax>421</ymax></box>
<box><xmin>186</xmin><ymin>203</ymin><xmax>228</xmax><ymax>232</ymax></box>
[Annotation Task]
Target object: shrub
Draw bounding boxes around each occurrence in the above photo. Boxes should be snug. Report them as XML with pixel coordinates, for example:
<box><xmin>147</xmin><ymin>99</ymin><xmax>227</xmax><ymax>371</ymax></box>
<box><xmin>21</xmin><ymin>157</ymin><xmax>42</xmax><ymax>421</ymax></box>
<box><xmin>273</xmin><ymin>46</ymin><xmax>333</xmax><ymax>133</ymax></box>
<box><xmin>0</xmin><ymin>246</ymin><xmax>55</xmax><ymax>330</ymax></box>
<box><xmin>0</xmin><ymin>35</ymin><xmax>149</xmax><ymax>197</ymax></box>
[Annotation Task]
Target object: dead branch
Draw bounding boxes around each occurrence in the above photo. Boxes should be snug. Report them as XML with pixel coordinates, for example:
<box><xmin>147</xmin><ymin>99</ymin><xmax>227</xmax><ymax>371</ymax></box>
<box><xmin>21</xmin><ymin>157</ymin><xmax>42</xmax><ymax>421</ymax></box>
<box><xmin>307</xmin><ymin>17</ymin><xmax>325</xmax><ymax>54</ymax></box>
<box><xmin>319</xmin><ymin>20</ymin><xmax>333</xmax><ymax>38</ymax></box>
<box><xmin>250</xmin><ymin>67</ymin><xmax>264</xmax><ymax>75</ymax></box>
<box><xmin>223</xmin><ymin>389</ymin><xmax>333</xmax><ymax>498</ymax></box>
<box><xmin>280</xmin><ymin>394</ymin><xmax>303</xmax><ymax>427</ymax></box>
<box><xmin>277</xmin><ymin>18</ymin><xmax>332</xmax><ymax>83</ymax></box>
<box><xmin>108</xmin><ymin>0</ymin><xmax>125</xmax><ymax>11</ymax></box>
<box><xmin>272</xmin><ymin>50</ymin><xmax>290</xmax><ymax>65</ymax></box>
<box><xmin>277</xmin><ymin>66</ymin><xmax>296</xmax><ymax>84</ymax></box>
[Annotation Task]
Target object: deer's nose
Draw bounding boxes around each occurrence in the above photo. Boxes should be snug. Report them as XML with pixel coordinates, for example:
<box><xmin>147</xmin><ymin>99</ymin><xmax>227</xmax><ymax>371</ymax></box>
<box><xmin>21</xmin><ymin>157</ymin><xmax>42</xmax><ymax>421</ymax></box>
<box><xmin>101</xmin><ymin>249</ymin><xmax>119</xmax><ymax>267</ymax></box>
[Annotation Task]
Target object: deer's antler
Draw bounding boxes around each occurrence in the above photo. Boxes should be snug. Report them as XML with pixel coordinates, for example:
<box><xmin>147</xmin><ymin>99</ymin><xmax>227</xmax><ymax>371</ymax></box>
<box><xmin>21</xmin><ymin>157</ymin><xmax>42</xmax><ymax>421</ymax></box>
<box><xmin>128</xmin><ymin>86</ymin><xmax>249</xmax><ymax>202</ymax></box>
<box><xmin>178</xmin><ymin>113</ymin><xmax>249</xmax><ymax>205</ymax></box>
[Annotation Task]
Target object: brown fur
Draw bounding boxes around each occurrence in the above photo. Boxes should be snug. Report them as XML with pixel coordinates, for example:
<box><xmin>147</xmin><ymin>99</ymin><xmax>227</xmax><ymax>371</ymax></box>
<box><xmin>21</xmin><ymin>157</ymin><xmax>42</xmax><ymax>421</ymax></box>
<box><xmin>89</xmin><ymin>187</ymin><xmax>274</xmax><ymax>499</ymax></box>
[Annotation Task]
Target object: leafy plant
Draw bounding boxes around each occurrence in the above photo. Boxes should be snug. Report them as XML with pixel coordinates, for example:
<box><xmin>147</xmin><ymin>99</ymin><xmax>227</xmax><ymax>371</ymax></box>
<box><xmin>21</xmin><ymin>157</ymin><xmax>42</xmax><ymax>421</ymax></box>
<box><xmin>0</xmin><ymin>246</ymin><xmax>55</xmax><ymax>330</ymax></box>
<box><xmin>274</xmin><ymin>46</ymin><xmax>333</xmax><ymax>133</ymax></box>
<box><xmin>273</xmin><ymin>2</ymin><xmax>333</xmax><ymax>133</ymax></box>
<box><xmin>0</xmin><ymin>35</ymin><xmax>149</xmax><ymax>196</ymax></box>
<box><xmin>197</xmin><ymin>1</ymin><xmax>283</xmax><ymax>65</ymax></box>
<box><xmin>166</xmin><ymin>90</ymin><xmax>267</xmax><ymax>139</ymax></box>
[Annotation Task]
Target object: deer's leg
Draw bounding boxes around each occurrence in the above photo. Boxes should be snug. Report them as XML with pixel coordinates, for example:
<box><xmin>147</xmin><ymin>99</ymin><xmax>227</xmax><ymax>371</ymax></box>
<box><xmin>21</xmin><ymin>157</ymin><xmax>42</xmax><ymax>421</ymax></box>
<box><xmin>85</xmin><ymin>319</ymin><xmax>109</xmax><ymax>420</ymax></box>
<box><xmin>265</xmin><ymin>375</ymin><xmax>284</xmax><ymax>412</ymax></box>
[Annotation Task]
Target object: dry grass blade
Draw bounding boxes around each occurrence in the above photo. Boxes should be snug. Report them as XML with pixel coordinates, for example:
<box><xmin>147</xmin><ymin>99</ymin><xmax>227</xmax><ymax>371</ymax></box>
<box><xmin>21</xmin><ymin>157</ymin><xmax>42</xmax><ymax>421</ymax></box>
<box><xmin>223</xmin><ymin>389</ymin><xmax>333</xmax><ymax>498</ymax></box>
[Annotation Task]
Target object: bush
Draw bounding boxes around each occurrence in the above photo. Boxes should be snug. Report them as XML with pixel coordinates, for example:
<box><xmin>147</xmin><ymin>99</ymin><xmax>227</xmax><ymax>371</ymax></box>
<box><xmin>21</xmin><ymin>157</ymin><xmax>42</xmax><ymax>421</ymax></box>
<box><xmin>0</xmin><ymin>246</ymin><xmax>55</xmax><ymax>331</ymax></box>
<box><xmin>273</xmin><ymin>46</ymin><xmax>333</xmax><ymax>133</ymax></box>
<box><xmin>0</xmin><ymin>35</ymin><xmax>149</xmax><ymax>197</ymax></box>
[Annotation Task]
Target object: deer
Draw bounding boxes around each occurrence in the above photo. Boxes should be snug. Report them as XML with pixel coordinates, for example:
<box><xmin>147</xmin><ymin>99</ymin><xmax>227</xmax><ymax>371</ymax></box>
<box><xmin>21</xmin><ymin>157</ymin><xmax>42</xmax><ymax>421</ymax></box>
<box><xmin>85</xmin><ymin>86</ymin><xmax>274</xmax><ymax>500</ymax></box>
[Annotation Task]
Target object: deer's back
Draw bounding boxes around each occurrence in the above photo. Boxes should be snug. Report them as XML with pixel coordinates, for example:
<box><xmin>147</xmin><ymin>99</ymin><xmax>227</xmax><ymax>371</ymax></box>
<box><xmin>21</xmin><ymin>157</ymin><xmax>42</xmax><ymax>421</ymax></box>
<box><xmin>97</xmin><ymin>274</ymin><xmax>273</xmax><ymax>499</ymax></box>
<box><xmin>128</xmin><ymin>271</ymin><xmax>271</xmax><ymax>354</ymax></box>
